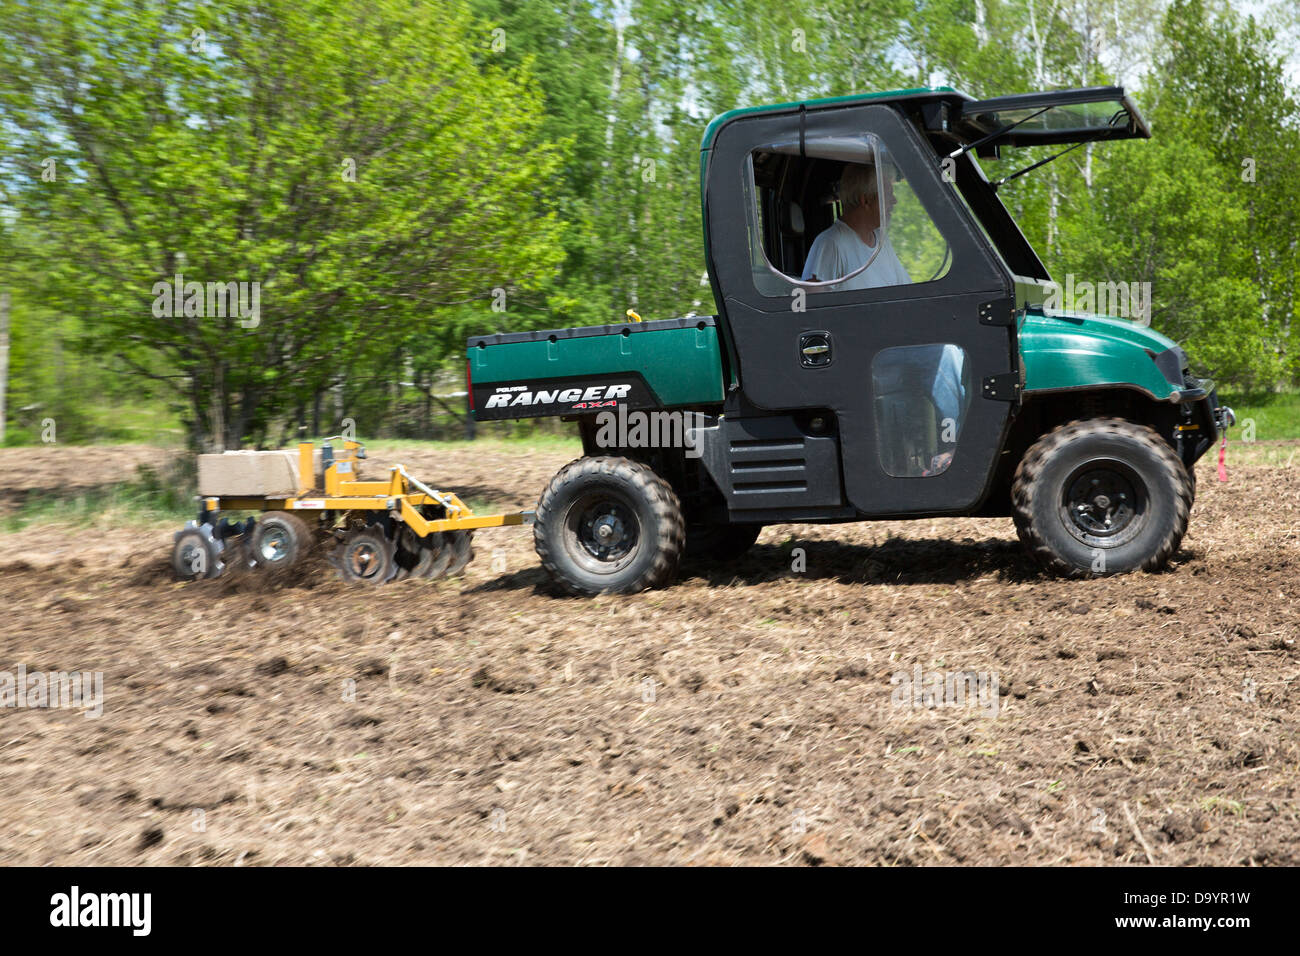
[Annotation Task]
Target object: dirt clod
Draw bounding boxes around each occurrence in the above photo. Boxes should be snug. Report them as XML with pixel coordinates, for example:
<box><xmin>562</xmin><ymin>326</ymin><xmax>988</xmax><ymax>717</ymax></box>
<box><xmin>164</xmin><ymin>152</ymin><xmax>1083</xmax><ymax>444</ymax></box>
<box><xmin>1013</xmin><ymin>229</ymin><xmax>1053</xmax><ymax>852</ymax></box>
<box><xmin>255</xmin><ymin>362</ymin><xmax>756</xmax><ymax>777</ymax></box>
<box><xmin>254</xmin><ymin>656</ymin><xmax>291</xmax><ymax>677</ymax></box>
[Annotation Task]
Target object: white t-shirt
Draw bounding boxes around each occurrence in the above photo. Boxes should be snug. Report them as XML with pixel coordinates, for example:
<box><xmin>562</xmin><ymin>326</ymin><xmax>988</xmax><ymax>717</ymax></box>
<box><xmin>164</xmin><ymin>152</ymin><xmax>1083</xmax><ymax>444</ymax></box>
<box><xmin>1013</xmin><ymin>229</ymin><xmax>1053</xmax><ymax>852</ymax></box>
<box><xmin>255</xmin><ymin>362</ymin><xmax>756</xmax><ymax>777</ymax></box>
<box><xmin>800</xmin><ymin>219</ymin><xmax>911</xmax><ymax>290</ymax></box>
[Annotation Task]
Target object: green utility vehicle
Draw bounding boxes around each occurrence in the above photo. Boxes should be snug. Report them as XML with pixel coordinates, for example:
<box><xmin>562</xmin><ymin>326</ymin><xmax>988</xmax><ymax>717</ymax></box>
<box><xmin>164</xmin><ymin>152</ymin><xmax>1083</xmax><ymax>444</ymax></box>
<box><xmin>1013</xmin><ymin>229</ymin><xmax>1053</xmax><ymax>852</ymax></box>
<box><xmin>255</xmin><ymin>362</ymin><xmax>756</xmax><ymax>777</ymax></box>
<box><xmin>468</xmin><ymin>86</ymin><xmax>1233</xmax><ymax>595</ymax></box>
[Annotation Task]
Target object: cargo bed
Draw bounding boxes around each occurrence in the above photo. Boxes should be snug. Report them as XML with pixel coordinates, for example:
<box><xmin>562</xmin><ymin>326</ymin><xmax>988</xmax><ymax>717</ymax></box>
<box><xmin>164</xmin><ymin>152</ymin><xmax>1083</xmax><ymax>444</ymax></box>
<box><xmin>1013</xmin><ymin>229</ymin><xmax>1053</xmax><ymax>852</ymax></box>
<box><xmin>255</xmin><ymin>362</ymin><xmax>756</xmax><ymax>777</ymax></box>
<box><xmin>467</xmin><ymin>316</ymin><xmax>726</xmax><ymax>421</ymax></box>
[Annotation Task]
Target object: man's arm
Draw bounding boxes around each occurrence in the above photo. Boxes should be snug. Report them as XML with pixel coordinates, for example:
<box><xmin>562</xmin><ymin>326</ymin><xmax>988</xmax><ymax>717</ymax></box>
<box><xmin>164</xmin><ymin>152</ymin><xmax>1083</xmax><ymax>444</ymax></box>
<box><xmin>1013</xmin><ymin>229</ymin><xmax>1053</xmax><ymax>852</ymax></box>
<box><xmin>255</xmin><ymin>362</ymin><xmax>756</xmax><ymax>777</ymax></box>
<box><xmin>801</xmin><ymin>227</ymin><xmax>842</xmax><ymax>283</ymax></box>
<box><xmin>800</xmin><ymin>231</ymin><xmax>828</xmax><ymax>282</ymax></box>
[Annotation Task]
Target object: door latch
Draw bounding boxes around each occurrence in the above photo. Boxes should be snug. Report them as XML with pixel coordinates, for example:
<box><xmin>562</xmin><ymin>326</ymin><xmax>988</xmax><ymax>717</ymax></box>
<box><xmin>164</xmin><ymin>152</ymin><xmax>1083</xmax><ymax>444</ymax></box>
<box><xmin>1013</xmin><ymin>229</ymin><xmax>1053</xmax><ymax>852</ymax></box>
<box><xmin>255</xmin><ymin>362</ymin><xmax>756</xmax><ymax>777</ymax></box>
<box><xmin>799</xmin><ymin>331</ymin><xmax>833</xmax><ymax>368</ymax></box>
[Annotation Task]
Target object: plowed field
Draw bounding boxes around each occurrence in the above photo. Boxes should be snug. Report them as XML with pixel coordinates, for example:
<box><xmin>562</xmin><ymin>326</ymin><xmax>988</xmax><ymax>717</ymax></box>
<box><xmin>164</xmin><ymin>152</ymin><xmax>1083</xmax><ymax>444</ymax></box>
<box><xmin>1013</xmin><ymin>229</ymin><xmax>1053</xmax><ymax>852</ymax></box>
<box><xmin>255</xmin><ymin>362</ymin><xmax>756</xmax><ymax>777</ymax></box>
<box><xmin>1</xmin><ymin>442</ymin><xmax>1296</xmax><ymax>865</ymax></box>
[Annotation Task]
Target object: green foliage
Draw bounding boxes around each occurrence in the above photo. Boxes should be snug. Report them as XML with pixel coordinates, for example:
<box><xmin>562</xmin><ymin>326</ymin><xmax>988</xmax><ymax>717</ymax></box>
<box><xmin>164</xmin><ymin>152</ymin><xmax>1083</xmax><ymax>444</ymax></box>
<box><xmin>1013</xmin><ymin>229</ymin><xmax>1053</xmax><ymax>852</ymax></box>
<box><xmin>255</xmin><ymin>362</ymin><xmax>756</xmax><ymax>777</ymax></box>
<box><xmin>1218</xmin><ymin>391</ymin><xmax>1300</xmax><ymax>443</ymax></box>
<box><xmin>0</xmin><ymin>0</ymin><xmax>566</xmax><ymax>449</ymax></box>
<box><xmin>1059</xmin><ymin>135</ymin><xmax>1273</xmax><ymax>387</ymax></box>
<box><xmin>2</xmin><ymin>461</ymin><xmax>196</xmax><ymax>532</ymax></box>
<box><xmin>3</xmin><ymin>0</ymin><xmax>1300</xmax><ymax>446</ymax></box>
<box><xmin>1</xmin><ymin>289</ymin><xmax>183</xmax><ymax>444</ymax></box>
<box><xmin>1154</xmin><ymin>0</ymin><xmax>1300</xmax><ymax>382</ymax></box>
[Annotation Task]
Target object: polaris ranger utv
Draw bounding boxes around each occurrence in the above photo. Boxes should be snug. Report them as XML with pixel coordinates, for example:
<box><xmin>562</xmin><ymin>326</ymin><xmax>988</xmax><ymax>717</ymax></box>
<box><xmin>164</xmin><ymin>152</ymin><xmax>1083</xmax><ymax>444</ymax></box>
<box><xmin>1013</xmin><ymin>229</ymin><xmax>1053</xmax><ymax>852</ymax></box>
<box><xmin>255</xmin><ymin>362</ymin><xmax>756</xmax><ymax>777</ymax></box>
<box><xmin>468</xmin><ymin>85</ymin><xmax>1233</xmax><ymax>595</ymax></box>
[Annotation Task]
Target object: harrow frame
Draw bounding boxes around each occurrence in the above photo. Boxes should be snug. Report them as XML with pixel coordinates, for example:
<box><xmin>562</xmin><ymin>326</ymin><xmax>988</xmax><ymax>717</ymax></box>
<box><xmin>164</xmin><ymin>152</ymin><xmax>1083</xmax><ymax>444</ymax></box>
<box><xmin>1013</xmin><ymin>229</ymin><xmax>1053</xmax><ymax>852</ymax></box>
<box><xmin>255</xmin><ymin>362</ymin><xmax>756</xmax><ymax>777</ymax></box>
<box><xmin>175</xmin><ymin>438</ymin><xmax>533</xmax><ymax>583</ymax></box>
<box><xmin>197</xmin><ymin>439</ymin><xmax>534</xmax><ymax>534</ymax></box>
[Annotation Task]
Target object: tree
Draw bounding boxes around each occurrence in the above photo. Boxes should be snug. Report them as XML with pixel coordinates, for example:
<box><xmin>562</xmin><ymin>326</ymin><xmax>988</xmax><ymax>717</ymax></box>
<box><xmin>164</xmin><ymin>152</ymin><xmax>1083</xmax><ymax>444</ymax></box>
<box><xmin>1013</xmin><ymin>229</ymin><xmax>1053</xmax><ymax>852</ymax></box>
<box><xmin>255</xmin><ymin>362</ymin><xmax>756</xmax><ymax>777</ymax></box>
<box><xmin>1061</xmin><ymin>134</ymin><xmax>1268</xmax><ymax>386</ymax></box>
<box><xmin>1154</xmin><ymin>0</ymin><xmax>1300</xmax><ymax>385</ymax></box>
<box><xmin>0</xmin><ymin>290</ymin><xmax>9</xmax><ymax>446</ymax></box>
<box><xmin>0</xmin><ymin>0</ymin><xmax>566</xmax><ymax>448</ymax></box>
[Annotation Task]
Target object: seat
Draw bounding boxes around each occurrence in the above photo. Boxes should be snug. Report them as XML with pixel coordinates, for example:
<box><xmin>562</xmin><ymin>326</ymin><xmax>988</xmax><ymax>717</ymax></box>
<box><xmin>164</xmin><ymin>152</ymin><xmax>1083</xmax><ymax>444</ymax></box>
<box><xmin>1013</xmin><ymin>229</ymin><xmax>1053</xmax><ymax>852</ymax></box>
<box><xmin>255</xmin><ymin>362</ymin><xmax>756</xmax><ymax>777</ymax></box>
<box><xmin>779</xmin><ymin>201</ymin><xmax>805</xmax><ymax>276</ymax></box>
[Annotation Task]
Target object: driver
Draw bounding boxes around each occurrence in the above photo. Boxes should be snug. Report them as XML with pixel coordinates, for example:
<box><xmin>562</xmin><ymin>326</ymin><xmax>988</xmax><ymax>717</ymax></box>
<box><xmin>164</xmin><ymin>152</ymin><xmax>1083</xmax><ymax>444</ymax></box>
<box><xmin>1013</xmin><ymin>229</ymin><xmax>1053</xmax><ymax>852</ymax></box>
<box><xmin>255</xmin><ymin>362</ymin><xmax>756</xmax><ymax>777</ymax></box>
<box><xmin>801</xmin><ymin>162</ymin><xmax>910</xmax><ymax>290</ymax></box>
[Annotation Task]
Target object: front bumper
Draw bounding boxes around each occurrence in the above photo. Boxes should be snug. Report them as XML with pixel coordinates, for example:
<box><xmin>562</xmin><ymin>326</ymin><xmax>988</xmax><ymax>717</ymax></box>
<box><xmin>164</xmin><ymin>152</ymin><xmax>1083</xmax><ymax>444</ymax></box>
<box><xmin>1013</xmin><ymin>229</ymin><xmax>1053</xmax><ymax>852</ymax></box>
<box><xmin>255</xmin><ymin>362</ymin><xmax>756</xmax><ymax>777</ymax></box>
<box><xmin>1176</xmin><ymin>382</ymin><xmax>1231</xmax><ymax>467</ymax></box>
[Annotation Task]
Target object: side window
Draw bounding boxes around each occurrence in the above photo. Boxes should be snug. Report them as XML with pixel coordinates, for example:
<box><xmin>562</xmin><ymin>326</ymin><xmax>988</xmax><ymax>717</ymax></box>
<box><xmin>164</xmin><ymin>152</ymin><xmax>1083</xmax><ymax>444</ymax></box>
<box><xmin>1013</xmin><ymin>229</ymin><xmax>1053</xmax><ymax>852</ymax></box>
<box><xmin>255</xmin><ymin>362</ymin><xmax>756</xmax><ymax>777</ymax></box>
<box><xmin>744</xmin><ymin>133</ymin><xmax>952</xmax><ymax>296</ymax></box>
<box><xmin>888</xmin><ymin>177</ymin><xmax>952</xmax><ymax>285</ymax></box>
<box><xmin>743</xmin><ymin>135</ymin><xmax>884</xmax><ymax>296</ymax></box>
<box><xmin>871</xmin><ymin>344</ymin><xmax>970</xmax><ymax>477</ymax></box>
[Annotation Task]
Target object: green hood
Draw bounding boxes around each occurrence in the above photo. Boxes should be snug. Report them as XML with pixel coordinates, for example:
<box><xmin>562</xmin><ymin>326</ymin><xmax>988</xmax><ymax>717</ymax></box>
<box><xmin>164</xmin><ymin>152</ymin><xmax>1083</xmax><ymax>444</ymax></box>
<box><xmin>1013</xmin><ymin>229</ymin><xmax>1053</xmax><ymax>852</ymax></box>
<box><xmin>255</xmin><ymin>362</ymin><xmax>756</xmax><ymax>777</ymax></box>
<box><xmin>1019</xmin><ymin>307</ymin><xmax>1185</xmax><ymax>400</ymax></box>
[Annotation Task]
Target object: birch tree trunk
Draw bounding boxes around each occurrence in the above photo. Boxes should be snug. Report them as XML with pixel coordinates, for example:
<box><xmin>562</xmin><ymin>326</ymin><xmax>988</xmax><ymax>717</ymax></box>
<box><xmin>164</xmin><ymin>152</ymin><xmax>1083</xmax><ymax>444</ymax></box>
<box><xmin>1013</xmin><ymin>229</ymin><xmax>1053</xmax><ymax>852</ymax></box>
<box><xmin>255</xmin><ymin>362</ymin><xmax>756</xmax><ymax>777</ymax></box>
<box><xmin>603</xmin><ymin>22</ymin><xmax>625</xmax><ymax>155</ymax></box>
<box><xmin>0</xmin><ymin>291</ymin><xmax>9</xmax><ymax>446</ymax></box>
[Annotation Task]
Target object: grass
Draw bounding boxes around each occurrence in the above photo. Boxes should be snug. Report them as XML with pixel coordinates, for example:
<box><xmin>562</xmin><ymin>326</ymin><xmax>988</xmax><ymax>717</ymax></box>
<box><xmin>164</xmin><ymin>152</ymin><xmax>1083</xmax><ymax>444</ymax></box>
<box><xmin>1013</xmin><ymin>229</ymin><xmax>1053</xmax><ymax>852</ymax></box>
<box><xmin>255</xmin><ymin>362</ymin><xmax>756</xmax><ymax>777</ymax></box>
<box><xmin>2</xmin><ymin>389</ymin><xmax>1297</xmax><ymax>537</ymax></box>
<box><xmin>1219</xmin><ymin>442</ymin><xmax>1300</xmax><ymax>468</ymax></box>
<box><xmin>1219</xmin><ymin>391</ymin><xmax>1300</xmax><ymax>442</ymax></box>
<box><xmin>2</xmin><ymin>401</ymin><xmax>185</xmax><ymax>448</ymax></box>
<box><xmin>0</xmin><ymin>442</ymin><xmax>538</xmax><ymax>536</ymax></box>
<box><xmin>1</xmin><ymin>463</ymin><xmax>196</xmax><ymax>533</ymax></box>
<box><xmin>1204</xmin><ymin>391</ymin><xmax>1300</xmax><ymax>468</ymax></box>
<box><xmin>87</xmin><ymin>402</ymin><xmax>186</xmax><ymax>446</ymax></box>
<box><xmin>1198</xmin><ymin>796</ymin><xmax>1246</xmax><ymax>818</ymax></box>
<box><xmin>4</xmin><ymin>405</ymin><xmax>577</xmax><ymax>449</ymax></box>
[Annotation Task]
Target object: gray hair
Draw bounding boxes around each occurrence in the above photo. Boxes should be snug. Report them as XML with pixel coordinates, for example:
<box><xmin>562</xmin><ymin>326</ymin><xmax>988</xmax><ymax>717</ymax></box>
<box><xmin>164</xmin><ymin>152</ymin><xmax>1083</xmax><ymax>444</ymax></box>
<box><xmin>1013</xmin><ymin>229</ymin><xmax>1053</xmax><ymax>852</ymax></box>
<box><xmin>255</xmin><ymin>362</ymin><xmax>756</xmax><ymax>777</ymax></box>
<box><xmin>839</xmin><ymin>163</ymin><xmax>879</xmax><ymax>210</ymax></box>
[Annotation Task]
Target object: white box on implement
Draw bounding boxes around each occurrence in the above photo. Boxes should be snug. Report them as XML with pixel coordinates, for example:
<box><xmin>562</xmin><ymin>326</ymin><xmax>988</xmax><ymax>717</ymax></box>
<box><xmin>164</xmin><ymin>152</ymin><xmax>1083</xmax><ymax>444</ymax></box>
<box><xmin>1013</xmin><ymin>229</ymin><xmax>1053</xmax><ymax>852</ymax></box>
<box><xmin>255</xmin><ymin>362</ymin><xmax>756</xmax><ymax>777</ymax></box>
<box><xmin>197</xmin><ymin>450</ymin><xmax>316</xmax><ymax>497</ymax></box>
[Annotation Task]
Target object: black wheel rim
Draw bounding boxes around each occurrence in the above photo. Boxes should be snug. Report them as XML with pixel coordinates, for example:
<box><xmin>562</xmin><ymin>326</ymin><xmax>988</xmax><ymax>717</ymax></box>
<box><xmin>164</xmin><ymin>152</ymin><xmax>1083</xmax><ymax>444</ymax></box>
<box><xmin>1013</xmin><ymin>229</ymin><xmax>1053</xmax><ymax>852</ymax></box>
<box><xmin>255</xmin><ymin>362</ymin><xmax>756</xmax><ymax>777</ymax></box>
<box><xmin>563</xmin><ymin>490</ymin><xmax>640</xmax><ymax>575</ymax></box>
<box><xmin>1060</xmin><ymin>459</ymin><xmax>1146</xmax><ymax>546</ymax></box>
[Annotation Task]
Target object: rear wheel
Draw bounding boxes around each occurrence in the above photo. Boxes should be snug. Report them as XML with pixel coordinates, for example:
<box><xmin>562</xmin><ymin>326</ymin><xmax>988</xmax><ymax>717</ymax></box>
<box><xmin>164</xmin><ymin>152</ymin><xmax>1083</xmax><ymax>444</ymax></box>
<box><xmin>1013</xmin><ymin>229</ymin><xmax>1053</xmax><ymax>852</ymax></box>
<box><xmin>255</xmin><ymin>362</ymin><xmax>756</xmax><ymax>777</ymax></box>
<box><xmin>1012</xmin><ymin>417</ymin><xmax>1192</xmax><ymax>577</ymax></box>
<box><xmin>534</xmin><ymin>456</ymin><xmax>684</xmax><ymax>595</ymax></box>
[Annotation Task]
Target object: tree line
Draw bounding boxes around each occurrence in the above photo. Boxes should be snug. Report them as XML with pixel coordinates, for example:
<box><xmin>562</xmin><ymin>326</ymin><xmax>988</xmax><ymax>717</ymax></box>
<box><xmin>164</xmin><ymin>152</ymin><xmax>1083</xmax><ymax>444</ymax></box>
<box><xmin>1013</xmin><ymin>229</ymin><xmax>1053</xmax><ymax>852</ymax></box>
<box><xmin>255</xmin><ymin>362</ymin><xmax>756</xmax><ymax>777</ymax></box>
<box><xmin>1</xmin><ymin>0</ymin><xmax>1297</xmax><ymax>448</ymax></box>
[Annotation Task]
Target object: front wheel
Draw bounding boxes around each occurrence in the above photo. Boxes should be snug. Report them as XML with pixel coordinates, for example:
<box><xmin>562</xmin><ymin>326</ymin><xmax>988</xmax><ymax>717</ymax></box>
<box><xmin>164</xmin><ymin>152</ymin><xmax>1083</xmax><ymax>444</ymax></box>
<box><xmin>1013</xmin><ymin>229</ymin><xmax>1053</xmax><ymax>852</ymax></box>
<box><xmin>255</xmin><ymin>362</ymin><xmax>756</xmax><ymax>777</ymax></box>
<box><xmin>534</xmin><ymin>457</ymin><xmax>684</xmax><ymax>595</ymax></box>
<box><xmin>1012</xmin><ymin>417</ymin><xmax>1192</xmax><ymax>577</ymax></box>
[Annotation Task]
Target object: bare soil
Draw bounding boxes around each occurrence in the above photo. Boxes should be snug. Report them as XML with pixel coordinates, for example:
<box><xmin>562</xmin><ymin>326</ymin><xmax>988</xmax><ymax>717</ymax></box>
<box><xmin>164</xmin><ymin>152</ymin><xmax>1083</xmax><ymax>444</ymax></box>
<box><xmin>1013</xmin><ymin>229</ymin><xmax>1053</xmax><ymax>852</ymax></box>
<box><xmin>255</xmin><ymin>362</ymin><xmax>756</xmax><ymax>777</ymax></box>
<box><xmin>0</xmin><ymin>442</ymin><xmax>1297</xmax><ymax>866</ymax></box>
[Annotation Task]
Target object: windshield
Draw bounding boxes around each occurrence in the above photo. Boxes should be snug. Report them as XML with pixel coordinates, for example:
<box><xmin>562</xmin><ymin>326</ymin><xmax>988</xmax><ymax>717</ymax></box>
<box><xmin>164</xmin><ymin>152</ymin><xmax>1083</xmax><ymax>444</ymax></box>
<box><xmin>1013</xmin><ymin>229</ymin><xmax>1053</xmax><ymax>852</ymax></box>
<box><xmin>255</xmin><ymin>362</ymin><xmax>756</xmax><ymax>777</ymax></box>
<box><xmin>956</xmin><ymin>86</ymin><xmax>1149</xmax><ymax>149</ymax></box>
<box><xmin>968</xmin><ymin>102</ymin><xmax>1129</xmax><ymax>136</ymax></box>
<box><xmin>945</xmin><ymin>151</ymin><xmax>1050</xmax><ymax>281</ymax></box>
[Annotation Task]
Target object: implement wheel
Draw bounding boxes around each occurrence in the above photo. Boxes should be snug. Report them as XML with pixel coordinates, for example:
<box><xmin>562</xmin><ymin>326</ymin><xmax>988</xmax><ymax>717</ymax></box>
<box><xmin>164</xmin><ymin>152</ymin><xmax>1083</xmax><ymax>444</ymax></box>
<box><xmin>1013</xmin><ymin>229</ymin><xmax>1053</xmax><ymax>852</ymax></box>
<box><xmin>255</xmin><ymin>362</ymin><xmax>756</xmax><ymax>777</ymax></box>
<box><xmin>172</xmin><ymin>522</ymin><xmax>224</xmax><ymax>580</ymax></box>
<box><xmin>394</xmin><ymin>525</ymin><xmax>436</xmax><ymax>580</ymax></box>
<box><xmin>1012</xmin><ymin>417</ymin><xmax>1193</xmax><ymax>577</ymax></box>
<box><xmin>444</xmin><ymin>530</ymin><xmax>474</xmax><ymax>577</ymax></box>
<box><xmin>335</xmin><ymin>526</ymin><xmax>397</xmax><ymax>585</ymax></box>
<box><xmin>251</xmin><ymin>513</ymin><xmax>313</xmax><ymax>571</ymax></box>
<box><xmin>422</xmin><ymin>533</ymin><xmax>455</xmax><ymax>579</ymax></box>
<box><xmin>534</xmin><ymin>456</ymin><xmax>684</xmax><ymax>596</ymax></box>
